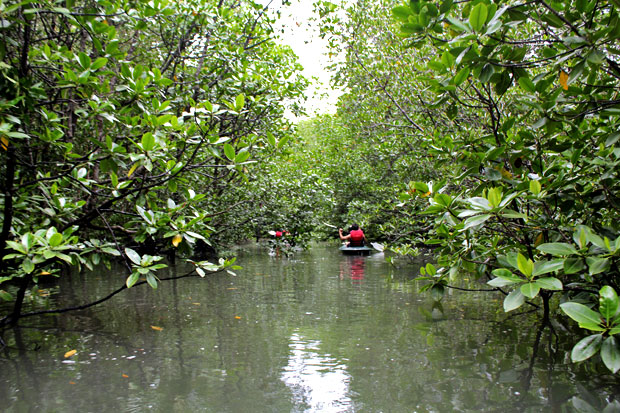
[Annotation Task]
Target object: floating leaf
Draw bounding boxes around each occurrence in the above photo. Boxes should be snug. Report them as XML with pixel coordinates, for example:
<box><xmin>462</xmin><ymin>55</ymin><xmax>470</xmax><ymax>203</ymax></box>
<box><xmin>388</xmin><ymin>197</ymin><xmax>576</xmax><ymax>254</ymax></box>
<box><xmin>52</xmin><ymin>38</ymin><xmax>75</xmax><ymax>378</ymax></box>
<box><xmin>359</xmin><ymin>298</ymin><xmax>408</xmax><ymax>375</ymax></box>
<box><xmin>122</xmin><ymin>374</ymin><xmax>129</xmax><ymax>378</ymax></box>
<box><xmin>64</xmin><ymin>349</ymin><xmax>77</xmax><ymax>358</ymax></box>
<box><xmin>234</xmin><ymin>316</ymin><xmax>241</xmax><ymax>319</ymax></box>
<box><xmin>172</xmin><ymin>234</ymin><xmax>182</xmax><ymax>247</ymax></box>
<box><xmin>151</xmin><ymin>325</ymin><xmax>163</xmax><ymax>331</ymax></box>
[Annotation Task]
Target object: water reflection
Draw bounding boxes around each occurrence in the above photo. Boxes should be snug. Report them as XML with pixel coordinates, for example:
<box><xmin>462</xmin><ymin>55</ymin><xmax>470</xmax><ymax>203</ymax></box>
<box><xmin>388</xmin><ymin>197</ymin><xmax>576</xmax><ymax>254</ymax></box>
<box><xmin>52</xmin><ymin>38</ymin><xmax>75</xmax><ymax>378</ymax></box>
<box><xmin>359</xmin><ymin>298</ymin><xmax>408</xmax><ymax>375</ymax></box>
<box><xmin>339</xmin><ymin>256</ymin><xmax>365</xmax><ymax>284</ymax></box>
<box><xmin>281</xmin><ymin>332</ymin><xmax>352</xmax><ymax>412</ymax></box>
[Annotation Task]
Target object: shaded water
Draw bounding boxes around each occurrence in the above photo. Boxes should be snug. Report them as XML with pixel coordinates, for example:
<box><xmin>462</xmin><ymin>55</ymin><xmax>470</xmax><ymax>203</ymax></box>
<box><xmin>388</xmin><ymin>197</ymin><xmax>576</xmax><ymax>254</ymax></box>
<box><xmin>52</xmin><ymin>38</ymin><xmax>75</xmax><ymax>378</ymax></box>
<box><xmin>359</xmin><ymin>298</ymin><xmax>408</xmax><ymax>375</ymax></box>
<box><xmin>1</xmin><ymin>243</ymin><xmax>619</xmax><ymax>412</ymax></box>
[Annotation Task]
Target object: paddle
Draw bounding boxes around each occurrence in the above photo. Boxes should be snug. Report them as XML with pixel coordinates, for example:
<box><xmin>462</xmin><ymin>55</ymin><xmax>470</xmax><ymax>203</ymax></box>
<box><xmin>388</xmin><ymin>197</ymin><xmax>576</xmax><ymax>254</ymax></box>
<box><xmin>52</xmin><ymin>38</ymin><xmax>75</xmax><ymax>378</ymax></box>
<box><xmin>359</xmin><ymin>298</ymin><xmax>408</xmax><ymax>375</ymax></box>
<box><xmin>370</xmin><ymin>242</ymin><xmax>384</xmax><ymax>252</ymax></box>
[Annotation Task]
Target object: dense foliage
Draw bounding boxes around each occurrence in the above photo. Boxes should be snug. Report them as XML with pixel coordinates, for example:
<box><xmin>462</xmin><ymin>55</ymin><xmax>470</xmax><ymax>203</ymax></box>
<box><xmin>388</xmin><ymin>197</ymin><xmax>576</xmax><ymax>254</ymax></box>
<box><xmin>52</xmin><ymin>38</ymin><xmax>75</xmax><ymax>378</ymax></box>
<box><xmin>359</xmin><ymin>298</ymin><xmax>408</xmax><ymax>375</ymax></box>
<box><xmin>3</xmin><ymin>0</ymin><xmax>620</xmax><ymax>377</ymax></box>
<box><xmin>0</xmin><ymin>0</ymin><xmax>307</xmax><ymax>324</ymax></box>
<box><xmin>302</xmin><ymin>0</ymin><xmax>620</xmax><ymax>373</ymax></box>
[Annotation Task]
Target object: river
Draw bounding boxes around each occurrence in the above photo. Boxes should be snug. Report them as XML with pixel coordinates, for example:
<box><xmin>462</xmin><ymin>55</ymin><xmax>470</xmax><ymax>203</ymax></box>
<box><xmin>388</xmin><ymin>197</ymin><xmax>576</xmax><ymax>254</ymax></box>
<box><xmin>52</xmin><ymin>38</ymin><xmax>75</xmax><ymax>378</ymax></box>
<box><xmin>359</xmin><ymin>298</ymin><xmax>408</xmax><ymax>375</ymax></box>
<box><xmin>0</xmin><ymin>243</ymin><xmax>618</xmax><ymax>412</ymax></box>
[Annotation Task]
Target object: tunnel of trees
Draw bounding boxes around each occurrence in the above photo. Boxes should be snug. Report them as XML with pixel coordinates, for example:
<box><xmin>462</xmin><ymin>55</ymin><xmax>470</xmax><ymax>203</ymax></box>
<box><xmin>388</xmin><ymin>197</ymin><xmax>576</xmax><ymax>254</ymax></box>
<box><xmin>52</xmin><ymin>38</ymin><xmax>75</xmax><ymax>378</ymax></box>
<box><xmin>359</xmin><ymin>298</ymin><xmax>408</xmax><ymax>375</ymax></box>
<box><xmin>2</xmin><ymin>0</ymin><xmax>620</xmax><ymax>373</ymax></box>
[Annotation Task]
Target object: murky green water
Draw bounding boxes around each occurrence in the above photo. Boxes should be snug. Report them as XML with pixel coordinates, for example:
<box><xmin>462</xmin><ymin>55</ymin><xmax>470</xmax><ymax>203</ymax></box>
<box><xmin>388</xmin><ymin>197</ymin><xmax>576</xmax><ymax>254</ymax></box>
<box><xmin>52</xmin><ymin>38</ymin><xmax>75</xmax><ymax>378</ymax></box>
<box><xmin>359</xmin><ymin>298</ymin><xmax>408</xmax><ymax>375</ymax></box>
<box><xmin>1</xmin><ymin>243</ymin><xmax>618</xmax><ymax>412</ymax></box>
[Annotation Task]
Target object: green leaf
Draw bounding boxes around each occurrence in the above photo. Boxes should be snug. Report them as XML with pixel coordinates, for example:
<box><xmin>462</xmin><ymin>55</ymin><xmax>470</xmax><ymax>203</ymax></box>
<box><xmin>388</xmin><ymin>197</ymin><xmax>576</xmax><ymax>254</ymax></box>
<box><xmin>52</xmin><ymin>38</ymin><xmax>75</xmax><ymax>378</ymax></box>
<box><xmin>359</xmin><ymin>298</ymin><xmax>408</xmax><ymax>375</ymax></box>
<box><xmin>126</xmin><ymin>272</ymin><xmax>139</xmax><ymax>288</ymax></box>
<box><xmin>277</xmin><ymin>135</ymin><xmax>290</xmax><ymax>149</ymax></box>
<box><xmin>467</xmin><ymin>197</ymin><xmax>491</xmax><ymax>211</ymax></box>
<box><xmin>561</xmin><ymin>302</ymin><xmax>602</xmax><ymax>327</ymax></box>
<box><xmin>532</xmin><ymin>259</ymin><xmax>564</xmax><ymax>276</ymax></box>
<box><xmin>266</xmin><ymin>132</ymin><xmax>276</xmax><ymax>147</ymax></box>
<box><xmin>517</xmin><ymin>253</ymin><xmax>533</xmax><ymax>277</ymax></box>
<box><xmin>564</xmin><ymin>258</ymin><xmax>585</xmax><ymax>274</ymax></box>
<box><xmin>91</xmin><ymin>57</ymin><xmax>108</xmax><ymax>70</ymax></box>
<box><xmin>586</xmin><ymin>257</ymin><xmax>610</xmax><ymax>275</ymax></box>
<box><xmin>235</xmin><ymin>94</ymin><xmax>245</xmax><ymax>111</ymax></box>
<box><xmin>504</xmin><ymin>289</ymin><xmax>525</xmax><ymax>312</ymax></box>
<box><xmin>446</xmin><ymin>16</ymin><xmax>470</xmax><ymax>33</ymax></box>
<box><xmin>125</xmin><ymin>248</ymin><xmax>142</xmax><ymax>265</ymax></box>
<box><xmin>77</xmin><ymin>52</ymin><xmax>91</xmax><ymax>69</ymax></box>
<box><xmin>433</xmin><ymin>193</ymin><xmax>452</xmax><ymax>207</ymax></box>
<box><xmin>454</xmin><ymin>67</ymin><xmax>470</xmax><ymax>86</ymax></box>
<box><xmin>487</xmin><ymin>187</ymin><xmax>502</xmax><ymax>207</ymax></box>
<box><xmin>48</xmin><ymin>232</ymin><xmax>63</xmax><ymax>247</ymax></box>
<box><xmin>571</xmin><ymin>334</ymin><xmax>602</xmax><ymax>362</ymax></box>
<box><xmin>469</xmin><ymin>3</ymin><xmax>488</xmax><ymax>32</ymax></box>
<box><xmin>413</xmin><ymin>181</ymin><xmax>429</xmax><ymax>193</ymax></box>
<box><xmin>479</xmin><ymin>63</ymin><xmax>495</xmax><ymax>83</ymax></box>
<box><xmin>488</xmin><ymin>268</ymin><xmax>523</xmax><ymax>287</ymax></box>
<box><xmin>392</xmin><ymin>5</ymin><xmax>412</xmax><ymax>21</ymax></box>
<box><xmin>520</xmin><ymin>282</ymin><xmax>540</xmax><ymax>299</ymax></box>
<box><xmin>141</xmin><ymin>132</ymin><xmax>155</xmax><ymax>151</ymax></box>
<box><xmin>534</xmin><ymin>277</ymin><xmax>563</xmax><ymax>291</ymax></box>
<box><xmin>599</xmin><ymin>286</ymin><xmax>619</xmax><ymax>322</ymax></box>
<box><xmin>235</xmin><ymin>151</ymin><xmax>250</xmax><ymax>163</ymax></box>
<box><xmin>425</xmin><ymin>263</ymin><xmax>437</xmax><ymax>275</ymax></box>
<box><xmin>146</xmin><ymin>273</ymin><xmax>158</xmax><ymax>289</ymax></box>
<box><xmin>463</xmin><ymin>214</ymin><xmax>491</xmax><ymax>230</ymax></box>
<box><xmin>537</xmin><ymin>242</ymin><xmax>578</xmax><ymax>256</ymax></box>
<box><xmin>488</xmin><ymin>277</ymin><xmax>520</xmax><ymax>287</ymax></box>
<box><xmin>601</xmin><ymin>336</ymin><xmax>620</xmax><ymax>373</ymax></box>
<box><xmin>22</xmin><ymin>258</ymin><xmax>35</xmax><ymax>274</ymax></box>
<box><xmin>0</xmin><ymin>290</ymin><xmax>12</xmax><ymax>301</ymax></box>
<box><xmin>529</xmin><ymin>180</ymin><xmax>541</xmax><ymax>195</ymax></box>
<box><xmin>224</xmin><ymin>143</ymin><xmax>235</xmax><ymax>161</ymax></box>
<box><xmin>518</xmin><ymin>77</ymin><xmax>536</xmax><ymax>93</ymax></box>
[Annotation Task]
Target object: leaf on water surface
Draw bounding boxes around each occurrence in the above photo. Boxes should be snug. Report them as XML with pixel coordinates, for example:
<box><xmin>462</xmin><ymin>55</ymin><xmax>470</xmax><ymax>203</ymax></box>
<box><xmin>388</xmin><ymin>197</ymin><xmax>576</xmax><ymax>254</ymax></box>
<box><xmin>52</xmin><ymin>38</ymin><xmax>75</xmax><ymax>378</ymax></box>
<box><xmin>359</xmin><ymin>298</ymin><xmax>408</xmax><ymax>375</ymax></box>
<box><xmin>122</xmin><ymin>374</ymin><xmax>129</xmax><ymax>378</ymax></box>
<box><xmin>234</xmin><ymin>316</ymin><xmax>242</xmax><ymax>319</ymax></box>
<box><xmin>64</xmin><ymin>349</ymin><xmax>77</xmax><ymax>358</ymax></box>
<box><xmin>151</xmin><ymin>325</ymin><xmax>163</xmax><ymax>331</ymax></box>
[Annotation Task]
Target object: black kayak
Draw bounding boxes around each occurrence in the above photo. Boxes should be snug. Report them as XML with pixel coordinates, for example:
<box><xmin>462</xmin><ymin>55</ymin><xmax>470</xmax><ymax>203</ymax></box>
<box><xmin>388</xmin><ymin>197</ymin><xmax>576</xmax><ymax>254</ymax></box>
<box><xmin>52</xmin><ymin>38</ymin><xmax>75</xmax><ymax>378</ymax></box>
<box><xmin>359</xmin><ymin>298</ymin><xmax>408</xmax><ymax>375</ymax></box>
<box><xmin>339</xmin><ymin>245</ymin><xmax>373</xmax><ymax>256</ymax></box>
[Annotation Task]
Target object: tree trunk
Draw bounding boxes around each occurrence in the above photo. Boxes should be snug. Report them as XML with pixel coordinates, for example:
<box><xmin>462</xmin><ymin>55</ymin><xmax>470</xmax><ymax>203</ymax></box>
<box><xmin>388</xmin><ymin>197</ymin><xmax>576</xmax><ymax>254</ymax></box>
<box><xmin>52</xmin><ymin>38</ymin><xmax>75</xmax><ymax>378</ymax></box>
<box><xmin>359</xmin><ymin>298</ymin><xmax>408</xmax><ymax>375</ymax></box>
<box><xmin>0</xmin><ymin>146</ymin><xmax>16</xmax><ymax>262</ymax></box>
<box><xmin>6</xmin><ymin>275</ymin><xmax>31</xmax><ymax>326</ymax></box>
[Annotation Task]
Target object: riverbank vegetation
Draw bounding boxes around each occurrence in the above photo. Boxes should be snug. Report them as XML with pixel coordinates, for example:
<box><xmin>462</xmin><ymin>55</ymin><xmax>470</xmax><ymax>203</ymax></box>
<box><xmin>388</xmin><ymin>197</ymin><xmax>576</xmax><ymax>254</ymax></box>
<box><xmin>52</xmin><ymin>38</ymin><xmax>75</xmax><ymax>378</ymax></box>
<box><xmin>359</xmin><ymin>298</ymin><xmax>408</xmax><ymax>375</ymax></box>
<box><xmin>2</xmin><ymin>0</ymin><xmax>620</xmax><ymax>374</ymax></box>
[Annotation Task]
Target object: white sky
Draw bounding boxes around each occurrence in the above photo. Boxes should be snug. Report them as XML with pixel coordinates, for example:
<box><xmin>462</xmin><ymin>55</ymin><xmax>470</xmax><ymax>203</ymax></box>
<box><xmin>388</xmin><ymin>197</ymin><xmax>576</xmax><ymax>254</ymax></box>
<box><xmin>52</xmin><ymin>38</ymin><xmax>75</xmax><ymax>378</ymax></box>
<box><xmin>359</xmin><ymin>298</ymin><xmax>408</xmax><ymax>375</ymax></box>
<box><xmin>257</xmin><ymin>0</ymin><xmax>342</xmax><ymax>119</ymax></box>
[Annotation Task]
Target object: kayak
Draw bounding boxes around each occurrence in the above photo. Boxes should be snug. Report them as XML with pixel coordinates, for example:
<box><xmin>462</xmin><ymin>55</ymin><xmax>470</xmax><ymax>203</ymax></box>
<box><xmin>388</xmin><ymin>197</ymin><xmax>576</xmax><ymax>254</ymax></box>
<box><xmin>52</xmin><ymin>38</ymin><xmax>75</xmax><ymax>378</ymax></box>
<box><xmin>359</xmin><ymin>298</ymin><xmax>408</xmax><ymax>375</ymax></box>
<box><xmin>339</xmin><ymin>245</ymin><xmax>373</xmax><ymax>256</ymax></box>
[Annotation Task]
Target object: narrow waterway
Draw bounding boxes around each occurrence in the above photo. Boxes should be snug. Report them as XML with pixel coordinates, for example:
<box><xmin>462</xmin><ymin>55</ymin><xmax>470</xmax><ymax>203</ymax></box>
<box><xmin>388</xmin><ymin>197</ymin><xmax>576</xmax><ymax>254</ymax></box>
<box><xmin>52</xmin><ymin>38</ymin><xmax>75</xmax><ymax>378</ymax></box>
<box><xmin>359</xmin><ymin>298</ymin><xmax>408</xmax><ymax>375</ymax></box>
<box><xmin>1</xmin><ymin>243</ymin><xmax>618</xmax><ymax>412</ymax></box>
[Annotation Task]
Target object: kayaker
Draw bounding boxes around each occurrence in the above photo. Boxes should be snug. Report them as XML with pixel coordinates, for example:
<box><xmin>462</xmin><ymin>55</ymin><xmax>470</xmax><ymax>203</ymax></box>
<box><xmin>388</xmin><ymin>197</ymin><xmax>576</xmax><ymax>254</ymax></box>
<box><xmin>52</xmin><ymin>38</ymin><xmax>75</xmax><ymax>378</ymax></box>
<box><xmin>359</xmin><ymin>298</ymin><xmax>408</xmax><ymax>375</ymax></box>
<box><xmin>339</xmin><ymin>224</ymin><xmax>366</xmax><ymax>247</ymax></box>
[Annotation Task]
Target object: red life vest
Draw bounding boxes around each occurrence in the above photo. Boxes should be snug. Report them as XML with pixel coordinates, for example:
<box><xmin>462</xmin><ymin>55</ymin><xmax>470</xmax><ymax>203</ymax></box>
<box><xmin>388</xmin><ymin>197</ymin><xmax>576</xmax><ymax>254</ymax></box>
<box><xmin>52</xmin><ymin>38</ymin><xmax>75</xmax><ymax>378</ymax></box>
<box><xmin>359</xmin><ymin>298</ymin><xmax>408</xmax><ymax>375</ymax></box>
<box><xmin>349</xmin><ymin>229</ymin><xmax>364</xmax><ymax>246</ymax></box>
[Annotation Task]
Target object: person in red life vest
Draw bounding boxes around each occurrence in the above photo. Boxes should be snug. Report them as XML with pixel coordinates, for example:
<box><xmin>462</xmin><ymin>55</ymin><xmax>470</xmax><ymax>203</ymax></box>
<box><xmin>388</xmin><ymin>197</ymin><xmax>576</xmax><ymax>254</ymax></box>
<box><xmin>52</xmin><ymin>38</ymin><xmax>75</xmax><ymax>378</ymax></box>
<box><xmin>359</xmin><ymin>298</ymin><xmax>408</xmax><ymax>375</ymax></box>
<box><xmin>339</xmin><ymin>224</ymin><xmax>366</xmax><ymax>247</ymax></box>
